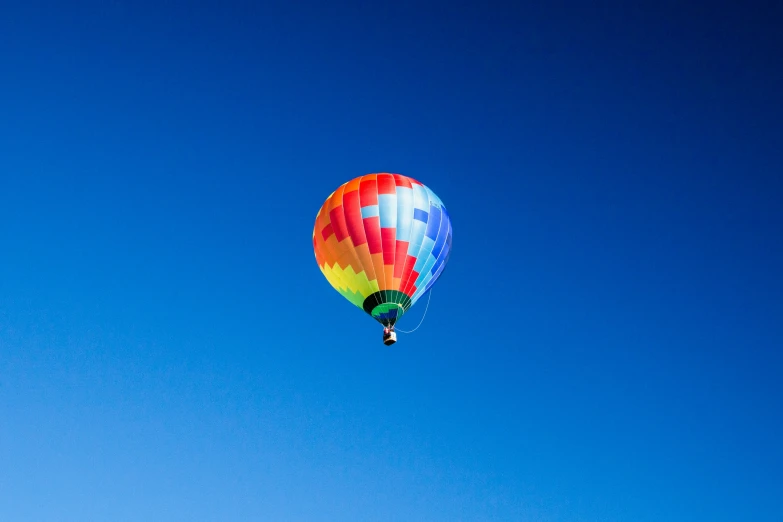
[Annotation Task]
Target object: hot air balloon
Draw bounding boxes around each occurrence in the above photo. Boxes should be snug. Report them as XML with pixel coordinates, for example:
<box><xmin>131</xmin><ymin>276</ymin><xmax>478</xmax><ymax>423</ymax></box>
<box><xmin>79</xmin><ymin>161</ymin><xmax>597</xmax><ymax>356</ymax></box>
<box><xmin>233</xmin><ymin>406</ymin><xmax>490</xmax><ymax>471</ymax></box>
<box><xmin>313</xmin><ymin>173</ymin><xmax>452</xmax><ymax>345</ymax></box>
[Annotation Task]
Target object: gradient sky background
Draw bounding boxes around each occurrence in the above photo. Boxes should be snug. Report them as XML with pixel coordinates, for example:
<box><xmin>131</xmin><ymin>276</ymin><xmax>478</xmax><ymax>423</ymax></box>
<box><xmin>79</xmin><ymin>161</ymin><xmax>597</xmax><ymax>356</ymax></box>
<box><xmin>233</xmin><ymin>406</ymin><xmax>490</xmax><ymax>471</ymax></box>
<box><xmin>1</xmin><ymin>1</ymin><xmax>782</xmax><ymax>521</ymax></box>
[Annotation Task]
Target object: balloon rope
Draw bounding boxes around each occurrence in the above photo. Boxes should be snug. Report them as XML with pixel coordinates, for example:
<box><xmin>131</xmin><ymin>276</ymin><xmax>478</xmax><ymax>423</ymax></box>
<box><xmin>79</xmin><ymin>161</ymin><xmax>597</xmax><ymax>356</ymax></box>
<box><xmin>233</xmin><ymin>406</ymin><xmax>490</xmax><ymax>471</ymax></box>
<box><xmin>396</xmin><ymin>289</ymin><xmax>432</xmax><ymax>334</ymax></box>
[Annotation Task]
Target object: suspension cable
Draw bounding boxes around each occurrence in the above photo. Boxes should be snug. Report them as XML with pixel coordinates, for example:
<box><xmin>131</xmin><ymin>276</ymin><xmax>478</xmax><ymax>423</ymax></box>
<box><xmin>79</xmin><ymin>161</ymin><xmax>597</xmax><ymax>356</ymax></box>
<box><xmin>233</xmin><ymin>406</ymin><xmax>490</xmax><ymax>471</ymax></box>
<box><xmin>395</xmin><ymin>289</ymin><xmax>432</xmax><ymax>334</ymax></box>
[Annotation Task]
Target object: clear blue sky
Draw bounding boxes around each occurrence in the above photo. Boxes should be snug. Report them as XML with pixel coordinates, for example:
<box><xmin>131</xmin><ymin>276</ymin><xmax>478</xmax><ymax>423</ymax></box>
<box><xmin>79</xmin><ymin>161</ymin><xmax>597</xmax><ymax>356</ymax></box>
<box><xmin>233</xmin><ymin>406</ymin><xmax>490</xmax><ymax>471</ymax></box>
<box><xmin>1</xmin><ymin>2</ymin><xmax>782</xmax><ymax>521</ymax></box>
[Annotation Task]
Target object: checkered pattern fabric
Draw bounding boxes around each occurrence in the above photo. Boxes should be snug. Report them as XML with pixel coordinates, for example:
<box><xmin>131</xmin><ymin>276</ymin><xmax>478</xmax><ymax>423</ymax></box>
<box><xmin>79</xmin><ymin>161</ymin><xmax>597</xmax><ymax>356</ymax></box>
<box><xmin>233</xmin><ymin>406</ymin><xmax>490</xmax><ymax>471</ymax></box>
<box><xmin>313</xmin><ymin>173</ymin><xmax>452</xmax><ymax>327</ymax></box>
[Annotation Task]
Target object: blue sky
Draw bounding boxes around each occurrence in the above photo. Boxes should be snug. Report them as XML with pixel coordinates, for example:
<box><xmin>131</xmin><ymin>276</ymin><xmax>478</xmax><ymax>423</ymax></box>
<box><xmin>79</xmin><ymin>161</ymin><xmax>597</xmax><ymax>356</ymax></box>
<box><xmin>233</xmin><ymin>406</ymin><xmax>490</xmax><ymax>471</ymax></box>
<box><xmin>1</xmin><ymin>1</ymin><xmax>782</xmax><ymax>521</ymax></box>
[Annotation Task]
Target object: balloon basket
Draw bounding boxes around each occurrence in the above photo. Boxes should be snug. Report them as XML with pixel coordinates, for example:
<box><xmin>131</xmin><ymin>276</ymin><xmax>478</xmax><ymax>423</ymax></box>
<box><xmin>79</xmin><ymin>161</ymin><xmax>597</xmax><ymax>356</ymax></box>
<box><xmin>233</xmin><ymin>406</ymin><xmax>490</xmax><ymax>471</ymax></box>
<box><xmin>383</xmin><ymin>330</ymin><xmax>397</xmax><ymax>346</ymax></box>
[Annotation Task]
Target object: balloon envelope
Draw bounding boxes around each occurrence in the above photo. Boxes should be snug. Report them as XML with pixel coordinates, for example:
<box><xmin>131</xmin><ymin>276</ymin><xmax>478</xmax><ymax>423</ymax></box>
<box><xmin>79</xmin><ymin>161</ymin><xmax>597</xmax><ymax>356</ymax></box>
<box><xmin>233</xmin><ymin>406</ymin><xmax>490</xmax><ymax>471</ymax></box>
<box><xmin>313</xmin><ymin>173</ymin><xmax>452</xmax><ymax>327</ymax></box>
